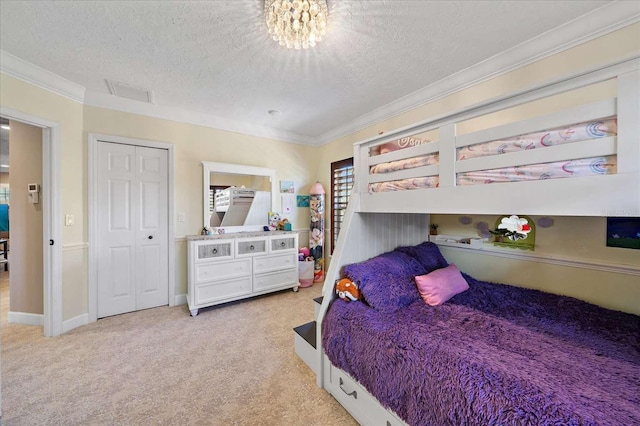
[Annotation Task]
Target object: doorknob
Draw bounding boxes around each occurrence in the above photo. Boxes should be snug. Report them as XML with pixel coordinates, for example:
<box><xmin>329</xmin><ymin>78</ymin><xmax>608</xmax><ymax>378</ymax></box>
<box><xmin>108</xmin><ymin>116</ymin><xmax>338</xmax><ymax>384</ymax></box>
<box><xmin>148</xmin><ymin>235</ymin><xmax>153</xmax><ymax>239</ymax></box>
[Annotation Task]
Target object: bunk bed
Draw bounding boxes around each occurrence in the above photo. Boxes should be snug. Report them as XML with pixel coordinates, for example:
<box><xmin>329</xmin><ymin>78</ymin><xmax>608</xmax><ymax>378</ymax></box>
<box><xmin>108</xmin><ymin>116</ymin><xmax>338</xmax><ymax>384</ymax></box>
<box><xmin>314</xmin><ymin>57</ymin><xmax>640</xmax><ymax>425</ymax></box>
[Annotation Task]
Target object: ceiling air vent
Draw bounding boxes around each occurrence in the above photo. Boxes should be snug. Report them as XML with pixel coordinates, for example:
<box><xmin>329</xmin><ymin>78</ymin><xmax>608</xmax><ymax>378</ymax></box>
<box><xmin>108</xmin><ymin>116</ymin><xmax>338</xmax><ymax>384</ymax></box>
<box><xmin>106</xmin><ymin>79</ymin><xmax>154</xmax><ymax>103</ymax></box>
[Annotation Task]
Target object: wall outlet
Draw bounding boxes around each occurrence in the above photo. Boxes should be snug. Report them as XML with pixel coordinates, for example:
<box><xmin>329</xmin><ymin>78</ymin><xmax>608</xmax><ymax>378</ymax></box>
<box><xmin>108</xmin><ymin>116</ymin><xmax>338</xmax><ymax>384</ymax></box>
<box><xmin>177</xmin><ymin>212</ymin><xmax>186</xmax><ymax>222</ymax></box>
<box><xmin>65</xmin><ymin>214</ymin><xmax>75</xmax><ymax>226</ymax></box>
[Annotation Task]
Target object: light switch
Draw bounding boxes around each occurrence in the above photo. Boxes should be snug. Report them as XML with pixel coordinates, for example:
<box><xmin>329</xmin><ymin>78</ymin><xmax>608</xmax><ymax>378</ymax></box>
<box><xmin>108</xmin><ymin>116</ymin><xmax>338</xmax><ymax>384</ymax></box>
<box><xmin>65</xmin><ymin>214</ymin><xmax>75</xmax><ymax>226</ymax></box>
<box><xmin>178</xmin><ymin>212</ymin><xmax>186</xmax><ymax>222</ymax></box>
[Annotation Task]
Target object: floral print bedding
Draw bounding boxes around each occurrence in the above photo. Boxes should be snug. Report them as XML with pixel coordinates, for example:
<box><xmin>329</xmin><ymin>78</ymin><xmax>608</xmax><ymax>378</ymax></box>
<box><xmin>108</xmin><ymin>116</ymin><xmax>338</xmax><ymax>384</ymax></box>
<box><xmin>456</xmin><ymin>155</ymin><xmax>617</xmax><ymax>186</ymax></box>
<box><xmin>369</xmin><ymin>153</ymin><xmax>439</xmax><ymax>174</ymax></box>
<box><xmin>368</xmin><ymin>176</ymin><xmax>439</xmax><ymax>193</ymax></box>
<box><xmin>457</xmin><ymin>118</ymin><xmax>617</xmax><ymax>160</ymax></box>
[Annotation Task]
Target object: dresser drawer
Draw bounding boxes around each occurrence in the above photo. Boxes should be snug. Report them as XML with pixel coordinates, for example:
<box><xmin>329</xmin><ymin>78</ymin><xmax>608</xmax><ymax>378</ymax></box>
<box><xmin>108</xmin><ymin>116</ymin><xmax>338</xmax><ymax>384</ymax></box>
<box><xmin>269</xmin><ymin>235</ymin><xmax>297</xmax><ymax>253</ymax></box>
<box><xmin>329</xmin><ymin>364</ymin><xmax>406</xmax><ymax>426</ymax></box>
<box><xmin>235</xmin><ymin>238</ymin><xmax>267</xmax><ymax>257</ymax></box>
<box><xmin>253</xmin><ymin>253</ymin><xmax>297</xmax><ymax>274</ymax></box>
<box><xmin>194</xmin><ymin>259</ymin><xmax>251</xmax><ymax>284</ymax></box>
<box><xmin>195</xmin><ymin>240</ymin><xmax>234</xmax><ymax>262</ymax></box>
<box><xmin>253</xmin><ymin>269</ymin><xmax>298</xmax><ymax>292</ymax></box>
<box><xmin>194</xmin><ymin>276</ymin><xmax>252</xmax><ymax>306</ymax></box>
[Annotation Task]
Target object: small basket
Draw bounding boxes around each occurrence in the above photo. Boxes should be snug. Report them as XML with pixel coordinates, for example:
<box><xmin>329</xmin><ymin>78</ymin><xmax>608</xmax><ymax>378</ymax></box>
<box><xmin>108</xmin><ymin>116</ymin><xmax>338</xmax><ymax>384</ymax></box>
<box><xmin>298</xmin><ymin>260</ymin><xmax>314</xmax><ymax>288</ymax></box>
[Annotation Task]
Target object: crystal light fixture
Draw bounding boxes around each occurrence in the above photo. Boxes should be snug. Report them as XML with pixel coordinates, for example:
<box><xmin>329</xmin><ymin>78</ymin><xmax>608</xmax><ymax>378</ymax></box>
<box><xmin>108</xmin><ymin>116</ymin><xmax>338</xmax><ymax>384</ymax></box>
<box><xmin>265</xmin><ymin>0</ymin><xmax>328</xmax><ymax>49</ymax></box>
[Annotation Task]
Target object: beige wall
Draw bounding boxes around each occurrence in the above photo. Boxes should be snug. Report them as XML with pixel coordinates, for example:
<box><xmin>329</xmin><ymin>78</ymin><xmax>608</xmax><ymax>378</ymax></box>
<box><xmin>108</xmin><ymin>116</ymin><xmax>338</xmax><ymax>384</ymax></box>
<box><xmin>8</xmin><ymin>120</ymin><xmax>43</xmax><ymax>315</ymax></box>
<box><xmin>0</xmin><ymin>172</ymin><xmax>9</xmax><ymax>184</ymax></box>
<box><xmin>317</xmin><ymin>23</ymin><xmax>640</xmax><ymax>314</ymax></box>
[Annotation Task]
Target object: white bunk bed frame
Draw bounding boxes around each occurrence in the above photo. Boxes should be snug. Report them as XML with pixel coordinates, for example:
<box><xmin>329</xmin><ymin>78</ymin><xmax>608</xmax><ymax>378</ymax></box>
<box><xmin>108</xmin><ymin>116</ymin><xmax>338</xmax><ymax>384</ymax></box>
<box><xmin>314</xmin><ymin>57</ymin><xmax>639</xmax><ymax>425</ymax></box>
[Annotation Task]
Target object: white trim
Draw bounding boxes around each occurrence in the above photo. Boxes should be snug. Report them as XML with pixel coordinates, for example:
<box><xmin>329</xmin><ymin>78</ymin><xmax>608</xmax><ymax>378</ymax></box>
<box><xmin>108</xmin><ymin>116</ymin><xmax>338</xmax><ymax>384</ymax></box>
<box><xmin>316</xmin><ymin>4</ymin><xmax>640</xmax><ymax>145</ymax></box>
<box><xmin>174</xmin><ymin>236</ymin><xmax>188</xmax><ymax>243</ymax></box>
<box><xmin>62</xmin><ymin>313</ymin><xmax>89</xmax><ymax>333</ymax></box>
<box><xmin>8</xmin><ymin>311</ymin><xmax>44</xmax><ymax>327</ymax></box>
<box><xmin>0</xmin><ymin>51</ymin><xmax>85</xmax><ymax>103</ymax></box>
<box><xmin>174</xmin><ymin>294</ymin><xmax>187</xmax><ymax>306</ymax></box>
<box><xmin>0</xmin><ymin>106</ymin><xmax>63</xmax><ymax>338</ymax></box>
<box><xmin>438</xmin><ymin>244</ymin><xmax>640</xmax><ymax>276</ymax></box>
<box><xmin>1</xmin><ymin>3</ymin><xmax>637</xmax><ymax>147</ymax></box>
<box><xmin>88</xmin><ymin>133</ymin><xmax>176</xmax><ymax>323</ymax></box>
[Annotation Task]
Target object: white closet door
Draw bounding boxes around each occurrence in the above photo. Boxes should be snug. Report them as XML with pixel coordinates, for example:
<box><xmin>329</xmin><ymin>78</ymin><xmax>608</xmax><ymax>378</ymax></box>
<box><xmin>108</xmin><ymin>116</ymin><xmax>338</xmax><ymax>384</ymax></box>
<box><xmin>97</xmin><ymin>142</ymin><xmax>168</xmax><ymax>318</ymax></box>
<box><xmin>135</xmin><ymin>146</ymin><xmax>169</xmax><ymax>310</ymax></box>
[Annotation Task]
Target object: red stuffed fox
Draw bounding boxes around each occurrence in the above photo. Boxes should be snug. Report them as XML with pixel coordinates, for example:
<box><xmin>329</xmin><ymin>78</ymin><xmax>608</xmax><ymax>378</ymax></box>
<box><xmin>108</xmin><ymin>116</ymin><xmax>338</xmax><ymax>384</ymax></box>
<box><xmin>335</xmin><ymin>278</ymin><xmax>361</xmax><ymax>302</ymax></box>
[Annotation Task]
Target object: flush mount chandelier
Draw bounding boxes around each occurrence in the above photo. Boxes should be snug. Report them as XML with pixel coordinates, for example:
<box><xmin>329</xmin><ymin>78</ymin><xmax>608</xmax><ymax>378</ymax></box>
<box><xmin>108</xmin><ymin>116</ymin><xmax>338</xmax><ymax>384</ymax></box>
<box><xmin>265</xmin><ymin>0</ymin><xmax>328</xmax><ymax>49</ymax></box>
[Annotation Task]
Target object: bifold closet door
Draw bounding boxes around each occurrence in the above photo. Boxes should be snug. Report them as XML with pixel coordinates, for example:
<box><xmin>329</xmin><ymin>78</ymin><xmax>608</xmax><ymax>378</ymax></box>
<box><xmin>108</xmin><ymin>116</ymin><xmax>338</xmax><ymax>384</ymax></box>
<box><xmin>97</xmin><ymin>142</ymin><xmax>169</xmax><ymax>318</ymax></box>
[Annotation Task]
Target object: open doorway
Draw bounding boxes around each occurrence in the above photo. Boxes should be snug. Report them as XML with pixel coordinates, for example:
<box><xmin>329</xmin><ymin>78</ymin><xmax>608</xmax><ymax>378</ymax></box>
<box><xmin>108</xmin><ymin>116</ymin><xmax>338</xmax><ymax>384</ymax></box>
<box><xmin>0</xmin><ymin>107</ymin><xmax>62</xmax><ymax>338</ymax></box>
<box><xmin>0</xmin><ymin>117</ymin><xmax>44</xmax><ymax>328</ymax></box>
<box><xmin>0</xmin><ymin>118</ymin><xmax>10</xmax><ymax>329</ymax></box>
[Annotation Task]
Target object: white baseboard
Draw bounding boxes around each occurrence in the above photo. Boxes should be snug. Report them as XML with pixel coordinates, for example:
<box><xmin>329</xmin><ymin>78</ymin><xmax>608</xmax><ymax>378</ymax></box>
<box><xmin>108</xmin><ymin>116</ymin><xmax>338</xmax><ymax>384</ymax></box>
<box><xmin>8</xmin><ymin>311</ymin><xmax>44</xmax><ymax>326</ymax></box>
<box><xmin>174</xmin><ymin>294</ymin><xmax>187</xmax><ymax>306</ymax></box>
<box><xmin>62</xmin><ymin>313</ymin><xmax>89</xmax><ymax>333</ymax></box>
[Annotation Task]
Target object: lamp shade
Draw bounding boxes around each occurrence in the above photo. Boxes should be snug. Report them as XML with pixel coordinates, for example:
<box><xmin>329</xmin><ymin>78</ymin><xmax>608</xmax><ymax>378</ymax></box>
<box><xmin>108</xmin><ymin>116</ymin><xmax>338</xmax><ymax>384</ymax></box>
<box><xmin>310</xmin><ymin>181</ymin><xmax>325</xmax><ymax>194</ymax></box>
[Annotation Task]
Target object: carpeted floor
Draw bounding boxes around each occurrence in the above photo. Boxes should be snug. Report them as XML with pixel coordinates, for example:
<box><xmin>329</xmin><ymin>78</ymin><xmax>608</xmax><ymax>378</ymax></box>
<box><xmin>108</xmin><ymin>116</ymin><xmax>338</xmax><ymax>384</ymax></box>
<box><xmin>0</xmin><ymin>272</ymin><xmax>357</xmax><ymax>426</ymax></box>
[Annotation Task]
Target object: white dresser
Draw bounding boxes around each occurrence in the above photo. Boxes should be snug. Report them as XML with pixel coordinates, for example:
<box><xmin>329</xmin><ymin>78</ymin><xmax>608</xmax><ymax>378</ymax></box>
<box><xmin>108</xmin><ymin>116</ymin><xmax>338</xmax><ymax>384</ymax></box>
<box><xmin>187</xmin><ymin>231</ymin><xmax>299</xmax><ymax>316</ymax></box>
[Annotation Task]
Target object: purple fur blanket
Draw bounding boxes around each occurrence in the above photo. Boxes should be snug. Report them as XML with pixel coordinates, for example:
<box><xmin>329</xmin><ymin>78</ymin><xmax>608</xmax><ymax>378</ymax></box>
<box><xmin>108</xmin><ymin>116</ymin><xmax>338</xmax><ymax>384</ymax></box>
<box><xmin>323</xmin><ymin>276</ymin><xmax>640</xmax><ymax>425</ymax></box>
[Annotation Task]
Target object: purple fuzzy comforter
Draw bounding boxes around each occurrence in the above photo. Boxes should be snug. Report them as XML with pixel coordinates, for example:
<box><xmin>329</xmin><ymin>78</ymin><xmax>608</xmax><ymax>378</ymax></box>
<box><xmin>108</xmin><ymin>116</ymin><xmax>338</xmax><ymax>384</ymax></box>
<box><xmin>323</xmin><ymin>275</ymin><xmax>640</xmax><ymax>425</ymax></box>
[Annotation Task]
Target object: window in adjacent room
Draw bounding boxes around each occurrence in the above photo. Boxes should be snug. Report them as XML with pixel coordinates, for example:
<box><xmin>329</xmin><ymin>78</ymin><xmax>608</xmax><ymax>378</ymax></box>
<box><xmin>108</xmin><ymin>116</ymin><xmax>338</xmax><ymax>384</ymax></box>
<box><xmin>331</xmin><ymin>158</ymin><xmax>354</xmax><ymax>254</ymax></box>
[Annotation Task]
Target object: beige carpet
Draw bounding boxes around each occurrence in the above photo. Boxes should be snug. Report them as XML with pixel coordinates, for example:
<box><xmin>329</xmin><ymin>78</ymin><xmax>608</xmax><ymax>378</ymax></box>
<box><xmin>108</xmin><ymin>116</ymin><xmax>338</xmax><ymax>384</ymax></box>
<box><xmin>0</xmin><ymin>273</ymin><xmax>357</xmax><ymax>426</ymax></box>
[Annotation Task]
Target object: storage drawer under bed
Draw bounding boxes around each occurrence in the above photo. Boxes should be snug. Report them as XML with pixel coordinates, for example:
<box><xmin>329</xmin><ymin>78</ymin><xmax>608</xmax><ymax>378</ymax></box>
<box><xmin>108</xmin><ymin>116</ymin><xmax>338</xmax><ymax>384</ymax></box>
<box><xmin>328</xmin><ymin>362</ymin><xmax>406</xmax><ymax>426</ymax></box>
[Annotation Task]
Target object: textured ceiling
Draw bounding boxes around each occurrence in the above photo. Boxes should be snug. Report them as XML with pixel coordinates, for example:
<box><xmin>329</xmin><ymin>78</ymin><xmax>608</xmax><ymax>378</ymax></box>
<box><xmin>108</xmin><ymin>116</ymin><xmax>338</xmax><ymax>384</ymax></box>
<box><xmin>0</xmin><ymin>0</ymin><xmax>613</xmax><ymax>143</ymax></box>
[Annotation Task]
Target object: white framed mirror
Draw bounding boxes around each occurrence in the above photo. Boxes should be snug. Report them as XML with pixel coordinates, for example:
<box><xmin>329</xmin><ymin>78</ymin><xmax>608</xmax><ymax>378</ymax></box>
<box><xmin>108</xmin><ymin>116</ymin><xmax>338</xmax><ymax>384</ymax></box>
<box><xmin>202</xmin><ymin>161</ymin><xmax>277</xmax><ymax>229</ymax></box>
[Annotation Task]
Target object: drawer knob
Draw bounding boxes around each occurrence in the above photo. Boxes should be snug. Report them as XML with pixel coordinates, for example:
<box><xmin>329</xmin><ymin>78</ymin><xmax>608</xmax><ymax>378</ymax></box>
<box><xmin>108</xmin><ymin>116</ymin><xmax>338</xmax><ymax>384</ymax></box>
<box><xmin>339</xmin><ymin>377</ymin><xmax>358</xmax><ymax>399</ymax></box>
<box><xmin>280</xmin><ymin>241</ymin><xmax>286</xmax><ymax>247</ymax></box>
<box><xmin>212</xmin><ymin>248</ymin><xmax>218</xmax><ymax>254</ymax></box>
<box><xmin>250</xmin><ymin>245</ymin><xmax>255</xmax><ymax>250</ymax></box>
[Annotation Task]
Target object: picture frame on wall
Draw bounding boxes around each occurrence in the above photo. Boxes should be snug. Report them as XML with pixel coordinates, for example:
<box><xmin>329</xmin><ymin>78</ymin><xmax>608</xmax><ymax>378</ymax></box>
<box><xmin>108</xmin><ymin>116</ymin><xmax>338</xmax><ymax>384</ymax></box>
<box><xmin>296</xmin><ymin>195</ymin><xmax>310</xmax><ymax>207</ymax></box>
<box><xmin>280</xmin><ymin>180</ymin><xmax>294</xmax><ymax>193</ymax></box>
<box><xmin>606</xmin><ymin>217</ymin><xmax>640</xmax><ymax>250</ymax></box>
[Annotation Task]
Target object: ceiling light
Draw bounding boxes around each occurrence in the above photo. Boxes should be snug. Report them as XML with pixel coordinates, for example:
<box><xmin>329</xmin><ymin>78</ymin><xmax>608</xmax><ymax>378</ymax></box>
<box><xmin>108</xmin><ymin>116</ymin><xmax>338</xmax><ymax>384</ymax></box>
<box><xmin>0</xmin><ymin>165</ymin><xmax>8</xmax><ymax>168</ymax></box>
<box><xmin>0</xmin><ymin>125</ymin><xmax>9</xmax><ymax>130</ymax></box>
<box><xmin>265</xmin><ymin>0</ymin><xmax>328</xmax><ymax>50</ymax></box>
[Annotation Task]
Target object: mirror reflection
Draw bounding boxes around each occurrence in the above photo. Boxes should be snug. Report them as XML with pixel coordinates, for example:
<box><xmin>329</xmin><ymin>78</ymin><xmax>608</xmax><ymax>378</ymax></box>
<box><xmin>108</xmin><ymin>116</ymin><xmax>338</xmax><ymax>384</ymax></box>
<box><xmin>202</xmin><ymin>162</ymin><xmax>277</xmax><ymax>231</ymax></box>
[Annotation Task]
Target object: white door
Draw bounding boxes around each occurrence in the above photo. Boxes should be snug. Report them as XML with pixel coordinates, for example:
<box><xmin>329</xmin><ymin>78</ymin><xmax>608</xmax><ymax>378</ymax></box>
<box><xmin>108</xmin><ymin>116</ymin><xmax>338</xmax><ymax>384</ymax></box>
<box><xmin>97</xmin><ymin>142</ymin><xmax>169</xmax><ymax>318</ymax></box>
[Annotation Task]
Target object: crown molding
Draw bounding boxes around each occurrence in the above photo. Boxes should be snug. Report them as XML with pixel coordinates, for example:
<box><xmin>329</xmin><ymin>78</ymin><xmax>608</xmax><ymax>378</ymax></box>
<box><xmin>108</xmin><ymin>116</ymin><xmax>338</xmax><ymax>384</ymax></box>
<box><xmin>315</xmin><ymin>1</ymin><xmax>640</xmax><ymax>145</ymax></box>
<box><xmin>83</xmin><ymin>90</ymin><xmax>315</xmax><ymax>145</ymax></box>
<box><xmin>0</xmin><ymin>50</ymin><xmax>85</xmax><ymax>103</ymax></box>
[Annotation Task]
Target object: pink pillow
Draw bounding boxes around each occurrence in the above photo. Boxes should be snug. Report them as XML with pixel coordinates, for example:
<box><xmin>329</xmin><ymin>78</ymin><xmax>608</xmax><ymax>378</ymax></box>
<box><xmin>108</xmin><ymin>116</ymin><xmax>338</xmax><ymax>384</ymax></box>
<box><xmin>414</xmin><ymin>264</ymin><xmax>469</xmax><ymax>306</ymax></box>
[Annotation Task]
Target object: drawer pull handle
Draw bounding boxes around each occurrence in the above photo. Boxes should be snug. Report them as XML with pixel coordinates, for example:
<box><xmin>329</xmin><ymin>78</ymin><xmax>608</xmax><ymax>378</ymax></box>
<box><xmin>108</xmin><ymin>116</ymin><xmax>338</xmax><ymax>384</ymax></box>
<box><xmin>249</xmin><ymin>245</ymin><xmax>255</xmax><ymax>250</ymax></box>
<box><xmin>212</xmin><ymin>248</ymin><xmax>218</xmax><ymax>254</ymax></box>
<box><xmin>280</xmin><ymin>241</ymin><xmax>286</xmax><ymax>247</ymax></box>
<box><xmin>339</xmin><ymin>378</ymin><xmax>357</xmax><ymax>399</ymax></box>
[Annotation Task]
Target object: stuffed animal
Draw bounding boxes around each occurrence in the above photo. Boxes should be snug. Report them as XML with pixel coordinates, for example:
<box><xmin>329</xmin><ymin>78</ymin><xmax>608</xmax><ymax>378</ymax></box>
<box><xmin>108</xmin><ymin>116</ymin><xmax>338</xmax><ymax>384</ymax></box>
<box><xmin>335</xmin><ymin>278</ymin><xmax>361</xmax><ymax>302</ymax></box>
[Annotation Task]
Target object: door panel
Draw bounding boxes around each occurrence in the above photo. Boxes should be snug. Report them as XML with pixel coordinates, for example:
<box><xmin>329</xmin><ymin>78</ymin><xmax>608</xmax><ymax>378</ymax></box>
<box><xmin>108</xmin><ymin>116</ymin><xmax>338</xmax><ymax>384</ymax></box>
<box><xmin>97</xmin><ymin>142</ymin><xmax>168</xmax><ymax>318</ymax></box>
<box><xmin>98</xmin><ymin>143</ymin><xmax>136</xmax><ymax>317</ymax></box>
<box><xmin>109</xmin><ymin>180</ymin><xmax>131</xmax><ymax>230</ymax></box>
<box><xmin>135</xmin><ymin>146</ymin><xmax>168</xmax><ymax>310</ymax></box>
<box><xmin>108</xmin><ymin>246</ymin><xmax>135</xmax><ymax>308</ymax></box>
